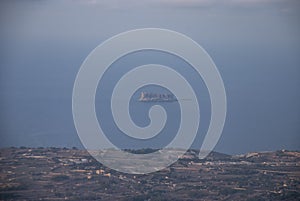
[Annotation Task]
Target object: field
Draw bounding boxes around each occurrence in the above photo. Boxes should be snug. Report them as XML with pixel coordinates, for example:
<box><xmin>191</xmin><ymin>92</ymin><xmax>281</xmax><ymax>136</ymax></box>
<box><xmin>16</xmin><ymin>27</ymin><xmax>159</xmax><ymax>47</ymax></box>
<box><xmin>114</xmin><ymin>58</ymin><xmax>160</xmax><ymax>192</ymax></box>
<box><xmin>0</xmin><ymin>148</ymin><xmax>299</xmax><ymax>201</ymax></box>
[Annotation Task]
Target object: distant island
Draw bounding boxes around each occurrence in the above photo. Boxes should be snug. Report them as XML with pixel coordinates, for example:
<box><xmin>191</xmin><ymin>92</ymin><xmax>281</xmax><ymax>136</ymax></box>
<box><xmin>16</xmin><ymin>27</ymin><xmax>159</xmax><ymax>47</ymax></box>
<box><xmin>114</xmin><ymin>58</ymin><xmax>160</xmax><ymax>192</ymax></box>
<box><xmin>138</xmin><ymin>92</ymin><xmax>177</xmax><ymax>102</ymax></box>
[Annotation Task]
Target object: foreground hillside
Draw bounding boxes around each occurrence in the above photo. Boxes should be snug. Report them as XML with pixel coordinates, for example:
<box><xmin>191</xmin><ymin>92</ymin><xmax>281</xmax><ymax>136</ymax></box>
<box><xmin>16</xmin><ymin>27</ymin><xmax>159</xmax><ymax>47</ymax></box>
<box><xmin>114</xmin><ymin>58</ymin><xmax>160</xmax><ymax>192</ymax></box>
<box><xmin>0</xmin><ymin>148</ymin><xmax>299</xmax><ymax>201</ymax></box>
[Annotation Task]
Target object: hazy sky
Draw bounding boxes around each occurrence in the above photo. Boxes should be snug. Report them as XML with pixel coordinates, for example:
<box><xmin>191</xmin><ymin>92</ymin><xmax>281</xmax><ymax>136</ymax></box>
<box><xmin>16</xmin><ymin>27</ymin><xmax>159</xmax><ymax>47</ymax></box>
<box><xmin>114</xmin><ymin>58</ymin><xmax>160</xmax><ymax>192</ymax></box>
<box><xmin>0</xmin><ymin>0</ymin><xmax>299</xmax><ymax>154</ymax></box>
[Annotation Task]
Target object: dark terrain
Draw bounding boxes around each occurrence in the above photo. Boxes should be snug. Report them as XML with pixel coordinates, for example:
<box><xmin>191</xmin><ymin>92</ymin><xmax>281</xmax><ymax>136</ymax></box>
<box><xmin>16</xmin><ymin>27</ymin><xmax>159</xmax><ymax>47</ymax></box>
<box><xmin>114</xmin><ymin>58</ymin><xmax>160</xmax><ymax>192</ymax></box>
<box><xmin>0</xmin><ymin>148</ymin><xmax>299</xmax><ymax>201</ymax></box>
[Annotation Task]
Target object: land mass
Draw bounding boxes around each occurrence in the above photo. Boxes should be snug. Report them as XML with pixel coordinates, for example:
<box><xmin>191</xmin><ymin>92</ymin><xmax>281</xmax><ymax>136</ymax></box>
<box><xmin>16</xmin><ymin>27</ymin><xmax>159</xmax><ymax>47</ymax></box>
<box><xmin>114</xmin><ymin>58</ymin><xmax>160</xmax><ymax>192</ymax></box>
<box><xmin>0</xmin><ymin>148</ymin><xmax>299</xmax><ymax>201</ymax></box>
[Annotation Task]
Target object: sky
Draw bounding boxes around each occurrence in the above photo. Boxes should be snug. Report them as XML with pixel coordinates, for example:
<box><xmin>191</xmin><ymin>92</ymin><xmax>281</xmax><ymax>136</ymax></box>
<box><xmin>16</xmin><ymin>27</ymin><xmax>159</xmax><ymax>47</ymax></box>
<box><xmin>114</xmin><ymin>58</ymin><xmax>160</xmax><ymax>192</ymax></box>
<box><xmin>0</xmin><ymin>0</ymin><xmax>299</xmax><ymax>154</ymax></box>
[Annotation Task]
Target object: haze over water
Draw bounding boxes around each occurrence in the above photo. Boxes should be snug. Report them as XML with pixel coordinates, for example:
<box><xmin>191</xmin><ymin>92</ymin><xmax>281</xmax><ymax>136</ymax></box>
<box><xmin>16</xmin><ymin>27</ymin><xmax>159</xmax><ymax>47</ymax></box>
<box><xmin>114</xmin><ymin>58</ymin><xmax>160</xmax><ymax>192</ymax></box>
<box><xmin>0</xmin><ymin>0</ymin><xmax>299</xmax><ymax>155</ymax></box>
